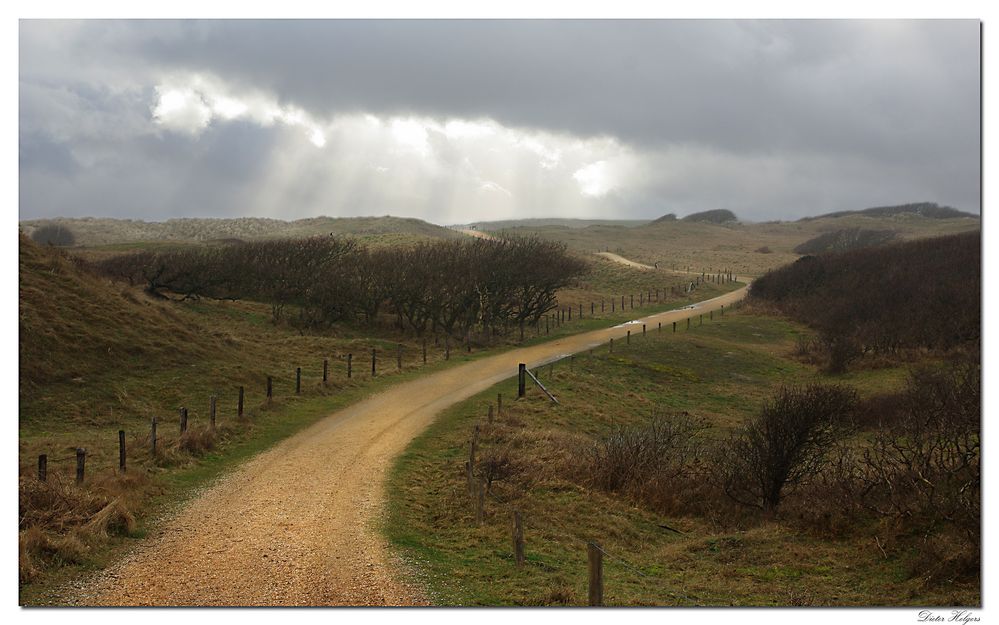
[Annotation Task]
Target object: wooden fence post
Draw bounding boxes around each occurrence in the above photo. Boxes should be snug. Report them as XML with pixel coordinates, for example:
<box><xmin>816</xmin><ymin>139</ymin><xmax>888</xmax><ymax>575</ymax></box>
<box><xmin>267</xmin><ymin>376</ymin><xmax>273</xmax><ymax>401</ymax></box>
<box><xmin>38</xmin><ymin>454</ymin><xmax>47</xmax><ymax>482</ymax></box>
<box><xmin>591</xmin><ymin>302</ymin><xmax>595</xmax><ymax>315</ymax></box>
<box><xmin>238</xmin><ymin>386</ymin><xmax>245</xmax><ymax>417</ymax></box>
<box><xmin>422</xmin><ymin>339</ymin><xmax>427</xmax><ymax>364</ymax></box>
<box><xmin>513</xmin><ymin>510</ymin><xmax>525</xmax><ymax>567</ymax></box>
<box><xmin>180</xmin><ymin>407</ymin><xmax>188</xmax><ymax>434</ymax></box>
<box><xmin>445</xmin><ymin>336</ymin><xmax>451</xmax><ymax>360</ymax></box>
<box><xmin>397</xmin><ymin>344</ymin><xmax>403</xmax><ymax>370</ymax></box>
<box><xmin>467</xmin><ymin>424</ymin><xmax>480</xmax><ymax>496</ymax></box>
<box><xmin>612</xmin><ymin>299</ymin><xmax>615</xmax><ymax>312</ymax></box>
<box><xmin>658</xmin><ymin>322</ymin><xmax>661</xmax><ymax>333</ymax></box>
<box><xmin>687</xmin><ymin>317</ymin><xmax>691</xmax><ymax>330</ymax></box>
<box><xmin>579</xmin><ymin>303</ymin><xmax>583</xmax><ymax>319</ymax></box>
<box><xmin>588</xmin><ymin>542</ymin><xmax>604</xmax><ymax>606</ymax></box>
<box><xmin>296</xmin><ymin>367</ymin><xmax>302</xmax><ymax>394</ymax></box>
<box><xmin>601</xmin><ymin>300</ymin><xmax>605</xmax><ymax>313</ymax></box>
<box><xmin>347</xmin><ymin>353</ymin><xmax>353</xmax><ymax>378</ymax></box>
<box><xmin>151</xmin><ymin>417</ymin><xmax>157</xmax><ymax>456</ymax></box>
<box><xmin>721</xmin><ymin>305</ymin><xmax>725</xmax><ymax>316</ymax></box>
<box><xmin>323</xmin><ymin>358</ymin><xmax>329</xmax><ymax>385</ymax></box>
<box><xmin>673</xmin><ymin>321</ymin><xmax>677</xmax><ymax>333</ymax></box>
<box><xmin>488</xmin><ymin>404</ymin><xmax>494</xmax><ymax>424</ymax></box>
<box><xmin>627</xmin><ymin>330</ymin><xmax>631</xmax><ymax>344</ymax></box>
<box><xmin>609</xmin><ymin>338</ymin><xmax>614</xmax><ymax>353</ymax></box>
<box><xmin>568</xmin><ymin>306</ymin><xmax>572</xmax><ymax>321</ymax></box>
<box><xmin>475</xmin><ymin>476</ymin><xmax>486</xmax><ymax>526</ymax></box>
<box><xmin>372</xmin><ymin>348</ymin><xmax>377</xmax><ymax>376</ymax></box>
<box><xmin>710</xmin><ymin>310</ymin><xmax>713</xmax><ymax>321</ymax></box>
<box><xmin>119</xmin><ymin>430</ymin><xmax>126</xmax><ymax>473</ymax></box>
<box><xmin>699</xmin><ymin>314</ymin><xmax>703</xmax><ymax>326</ymax></box>
<box><xmin>518</xmin><ymin>364</ymin><xmax>526</xmax><ymax>398</ymax></box>
<box><xmin>210</xmin><ymin>394</ymin><xmax>217</xmax><ymax>431</ymax></box>
<box><xmin>643</xmin><ymin>324</ymin><xmax>646</xmax><ymax>337</ymax></box>
<box><xmin>497</xmin><ymin>393</ymin><xmax>502</xmax><ymax>415</ymax></box>
<box><xmin>75</xmin><ymin>448</ymin><xmax>86</xmax><ymax>485</ymax></box>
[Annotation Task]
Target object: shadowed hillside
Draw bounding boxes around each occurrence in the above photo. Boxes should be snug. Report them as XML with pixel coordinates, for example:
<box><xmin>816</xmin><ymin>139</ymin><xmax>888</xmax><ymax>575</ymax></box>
<box><xmin>18</xmin><ymin>235</ymin><xmax>217</xmax><ymax>393</ymax></box>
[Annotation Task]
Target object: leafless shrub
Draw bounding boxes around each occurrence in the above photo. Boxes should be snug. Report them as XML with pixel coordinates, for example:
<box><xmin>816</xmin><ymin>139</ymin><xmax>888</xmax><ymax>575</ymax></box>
<box><xmin>584</xmin><ymin>410</ymin><xmax>708</xmax><ymax>512</ymax></box>
<box><xmin>858</xmin><ymin>362</ymin><xmax>979</xmax><ymax>556</ymax></box>
<box><xmin>722</xmin><ymin>384</ymin><xmax>858</xmax><ymax>514</ymax></box>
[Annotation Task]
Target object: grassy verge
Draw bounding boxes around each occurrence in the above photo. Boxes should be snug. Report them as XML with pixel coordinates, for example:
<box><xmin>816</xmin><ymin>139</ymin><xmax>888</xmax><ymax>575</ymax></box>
<box><xmin>384</xmin><ymin>311</ymin><xmax>977</xmax><ymax>606</ymax></box>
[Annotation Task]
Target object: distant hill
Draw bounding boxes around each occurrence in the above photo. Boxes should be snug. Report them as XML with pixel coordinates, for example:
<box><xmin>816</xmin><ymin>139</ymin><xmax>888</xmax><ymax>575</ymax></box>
<box><xmin>681</xmin><ymin>209</ymin><xmax>738</xmax><ymax>224</ymax></box>
<box><xmin>793</xmin><ymin>228</ymin><xmax>899</xmax><ymax>255</ymax></box>
<box><xmin>803</xmin><ymin>202</ymin><xmax>978</xmax><ymax>221</ymax></box>
<box><xmin>467</xmin><ymin>218</ymin><xmax>648</xmax><ymax>230</ymax></box>
<box><xmin>18</xmin><ymin>215</ymin><xmax>460</xmax><ymax>247</ymax></box>
<box><xmin>650</xmin><ymin>213</ymin><xmax>677</xmax><ymax>224</ymax></box>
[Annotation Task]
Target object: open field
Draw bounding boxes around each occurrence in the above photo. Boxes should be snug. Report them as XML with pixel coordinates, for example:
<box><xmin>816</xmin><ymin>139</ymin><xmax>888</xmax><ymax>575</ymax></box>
<box><xmin>385</xmin><ymin>310</ymin><xmax>977</xmax><ymax>606</ymax></box>
<box><xmin>476</xmin><ymin>212</ymin><xmax>980</xmax><ymax>277</ymax></box>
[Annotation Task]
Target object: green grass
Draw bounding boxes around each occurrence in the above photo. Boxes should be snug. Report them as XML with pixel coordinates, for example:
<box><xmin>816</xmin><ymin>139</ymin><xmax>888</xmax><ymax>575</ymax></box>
<box><xmin>384</xmin><ymin>310</ymin><xmax>978</xmax><ymax>606</ymax></box>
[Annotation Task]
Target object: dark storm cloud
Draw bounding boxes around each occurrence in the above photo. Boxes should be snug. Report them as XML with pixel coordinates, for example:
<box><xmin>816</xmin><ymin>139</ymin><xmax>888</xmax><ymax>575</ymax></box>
<box><xmin>18</xmin><ymin>19</ymin><xmax>981</xmax><ymax>222</ymax></box>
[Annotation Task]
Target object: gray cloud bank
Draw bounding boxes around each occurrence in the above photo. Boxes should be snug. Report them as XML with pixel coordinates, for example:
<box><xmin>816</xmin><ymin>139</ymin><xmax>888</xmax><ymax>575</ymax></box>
<box><xmin>19</xmin><ymin>20</ymin><xmax>981</xmax><ymax>223</ymax></box>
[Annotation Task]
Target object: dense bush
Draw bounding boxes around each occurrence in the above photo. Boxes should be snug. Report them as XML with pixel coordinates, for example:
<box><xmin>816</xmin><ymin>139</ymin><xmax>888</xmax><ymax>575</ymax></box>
<box><xmin>97</xmin><ymin>235</ymin><xmax>588</xmax><ymax>339</ymax></box>
<box><xmin>792</xmin><ymin>228</ymin><xmax>897</xmax><ymax>255</ymax></box>
<box><xmin>750</xmin><ymin>232</ymin><xmax>980</xmax><ymax>371</ymax></box>
<box><xmin>30</xmin><ymin>224</ymin><xmax>75</xmax><ymax>246</ymax></box>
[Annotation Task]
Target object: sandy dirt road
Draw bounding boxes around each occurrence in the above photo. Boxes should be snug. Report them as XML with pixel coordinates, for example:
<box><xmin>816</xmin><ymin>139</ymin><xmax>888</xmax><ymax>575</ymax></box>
<box><xmin>595</xmin><ymin>251</ymin><xmax>656</xmax><ymax>270</ymax></box>
<box><xmin>79</xmin><ymin>286</ymin><xmax>748</xmax><ymax>606</ymax></box>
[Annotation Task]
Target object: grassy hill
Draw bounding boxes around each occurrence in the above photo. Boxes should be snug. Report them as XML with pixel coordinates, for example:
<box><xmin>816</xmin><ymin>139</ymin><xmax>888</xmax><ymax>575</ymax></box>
<box><xmin>19</xmin><ymin>215</ymin><xmax>461</xmax><ymax>249</ymax></box>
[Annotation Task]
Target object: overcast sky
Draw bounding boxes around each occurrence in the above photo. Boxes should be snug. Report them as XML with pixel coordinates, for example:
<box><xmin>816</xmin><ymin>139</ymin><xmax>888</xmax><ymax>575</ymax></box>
<box><xmin>19</xmin><ymin>20</ymin><xmax>980</xmax><ymax>224</ymax></box>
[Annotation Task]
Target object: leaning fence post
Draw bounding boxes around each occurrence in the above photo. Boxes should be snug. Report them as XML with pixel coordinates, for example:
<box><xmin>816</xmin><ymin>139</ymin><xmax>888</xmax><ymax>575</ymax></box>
<box><xmin>118</xmin><ymin>430</ymin><xmax>126</xmax><ymax>473</ymax></box>
<box><xmin>296</xmin><ymin>367</ymin><xmax>302</xmax><ymax>394</ymax></box>
<box><xmin>518</xmin><ymin>364</ymin><xmax>526</xmax><ymax>398</ymax></box>
<box><xmin>513</xmin><ymin>510</ymin><xmax>525</xmax><ymax>567</ymax></box>
<box><xmin>75</xmin><ymin>448</ymin><xmax>86</xmax><ymax>485</ymax></box>
<box><xmin>588</xmin><ymin>542</ymin><xmax>604</xmax><ymax>606</ymax></box>
<box><xmin>38</xmin><ymin>454</ymin><xmax>47</xmax><ymax>482</ymax></box>
<box><xmin>180</xmin><ymin>407</ymin><xmax>188</xmax><ymax>434</ymax></box>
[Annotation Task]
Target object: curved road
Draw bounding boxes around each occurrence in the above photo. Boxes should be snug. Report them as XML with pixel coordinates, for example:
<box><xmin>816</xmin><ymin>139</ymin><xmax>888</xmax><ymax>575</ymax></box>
<box><xmin>79</xmin><ymin>285</ymin><xmax>748</xmax><ymax>606</ymax></box>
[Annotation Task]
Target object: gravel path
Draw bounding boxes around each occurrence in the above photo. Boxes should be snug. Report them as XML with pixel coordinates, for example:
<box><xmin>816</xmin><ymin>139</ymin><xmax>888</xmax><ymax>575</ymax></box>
<box><xmin>78</xmin><ymin>286</ymin><xmax>748</xmax><ymax>606</ymax></box>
